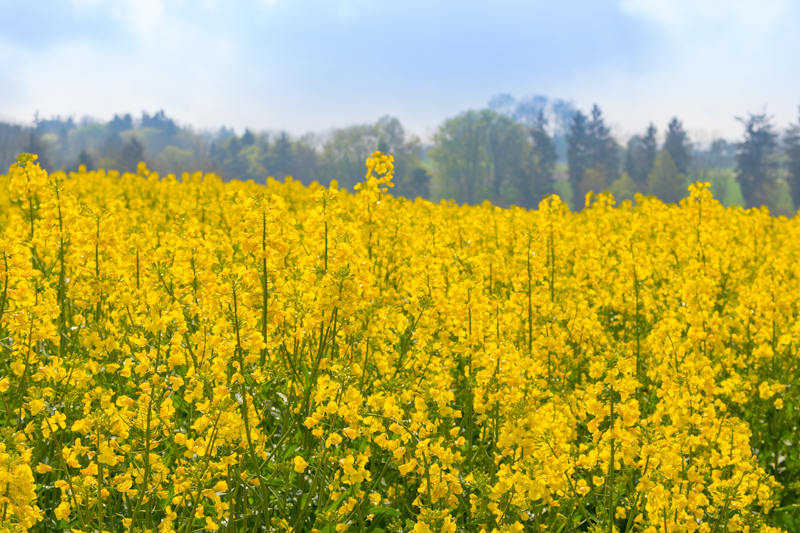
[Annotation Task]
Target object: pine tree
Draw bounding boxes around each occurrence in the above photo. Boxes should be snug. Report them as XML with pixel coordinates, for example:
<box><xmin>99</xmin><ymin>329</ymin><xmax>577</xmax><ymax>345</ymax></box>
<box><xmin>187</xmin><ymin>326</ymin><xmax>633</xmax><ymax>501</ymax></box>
<box><xmin>108</xmin><ymin>113</ymin><xmax>133</xmax><ymax>134</ymax></box>
<box><xmin>120</xmin><ymin>137</ymin><xmax>146</xmax><ymax>173</ymax></box>
<box><xmin>642</xmin><ymin>124</ymin><xmax>658</xmax><ymax>180</ymax></box>
<box><xmin>586</xmin><ymin>104</ymin><xmax>619</xmax><ymax>181</ymax></box>
<box><xmin>78</xmin><ymin>150</ymin><xmax>94</xmax><ymax>171</ymax></box>
<box><xmin>736</xmin><ymin>113</ymin><xmax>778</xmax><ymax>209</ymax></box>
<box><xmin>785</xmin><ymin>109</ymin><xmax>800</xmax><ymax>210</ymax></box>
<box><xmin>268</xmin><ymin>132</ymin><xmax>295</xmax><ymax>179</ymax></box>
<box><xmin>567</xmin><ymin>111</ymin><xmax>590</xmax><ymax>203</ymax></box>
<box><xmin>241</xmin><ymin>129</ymin><xmax>256</xmax><ymax>147</ymax></box>
<box><xmin>625</xmin><ymin>123</ymin><xmax>657</xmax><ymax>190</ymax></box>
<box><xmin>520</xmin><ymin>111</ymin><xmax>557</xmax><ymax>206</ymax></box>
<box><xmin>624</xmin><ymin>135</ymin><xmax>644</xmax><ymax>185</ymax></box>
<box><xmin>664</xmin><ymin>118</ymin><xmax>691</xmax><ymax>175</ymax></box>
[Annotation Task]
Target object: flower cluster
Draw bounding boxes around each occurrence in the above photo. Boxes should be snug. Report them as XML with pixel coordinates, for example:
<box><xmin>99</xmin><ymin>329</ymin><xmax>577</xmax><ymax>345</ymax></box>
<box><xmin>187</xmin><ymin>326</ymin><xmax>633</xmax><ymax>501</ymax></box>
<box><xmin>0</xmin><ymin>154</ymin><xmax>795</xmax><ymax>533</ymax></box>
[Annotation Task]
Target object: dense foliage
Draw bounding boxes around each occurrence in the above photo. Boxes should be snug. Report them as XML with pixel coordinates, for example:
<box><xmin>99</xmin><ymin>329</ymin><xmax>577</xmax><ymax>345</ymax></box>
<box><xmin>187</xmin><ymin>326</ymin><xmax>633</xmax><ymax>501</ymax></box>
<box><xmin>0</xmin><ymin>153</ymin><xmax>798</xmax><ymax>533</ymax></box>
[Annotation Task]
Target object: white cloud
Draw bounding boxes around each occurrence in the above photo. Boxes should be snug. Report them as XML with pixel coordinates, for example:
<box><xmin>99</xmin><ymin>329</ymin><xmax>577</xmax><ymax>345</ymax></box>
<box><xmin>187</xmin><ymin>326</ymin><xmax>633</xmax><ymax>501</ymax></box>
<box><xmin>619</xmin><ymin>0</ymin><xmax>792</xmax><ymax>33</ymax></box>
<box><xmin>0</xmin><ymin>2</ymin><xmax>259</xmax><ymax>130</ymax></box>
<box><xmin>3</xmin><ymin>1</ymin><xmax>799</xmax><ymax>139</ymax></box>
<box><xmin>111</xmin><ymin>0</ymin><xmax>167</xmax><ymax>41</ymax></box>
<box><xmin>66</xmin><ymin>0</ymin><xmax>167</xmax><ymax>41</ymax></box>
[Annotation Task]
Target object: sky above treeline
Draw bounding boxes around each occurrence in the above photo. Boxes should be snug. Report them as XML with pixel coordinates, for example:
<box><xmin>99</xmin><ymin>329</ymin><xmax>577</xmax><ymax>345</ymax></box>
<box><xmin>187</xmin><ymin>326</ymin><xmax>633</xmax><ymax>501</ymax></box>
<box><xmin>2</xmin><ymin>0</ymin><xmax>799</xmax><ymax>142</ymax></box>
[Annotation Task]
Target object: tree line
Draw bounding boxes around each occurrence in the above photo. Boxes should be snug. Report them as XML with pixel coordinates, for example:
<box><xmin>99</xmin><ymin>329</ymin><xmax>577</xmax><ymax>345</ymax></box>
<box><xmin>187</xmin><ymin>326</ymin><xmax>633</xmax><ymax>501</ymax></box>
<box><xmin>2</xmin><ymin>100</ymin><xmax>800</xmax><ymax>213</ymax></box>
<box><xmin>433</xmin><ymin>96</ymin><xmax>800</xmax><ymax>214</ymax></box>
<box><xmin>0</xmin><ymin>112</ymin><xmax>432</xmax><ymax>201</ymax></box>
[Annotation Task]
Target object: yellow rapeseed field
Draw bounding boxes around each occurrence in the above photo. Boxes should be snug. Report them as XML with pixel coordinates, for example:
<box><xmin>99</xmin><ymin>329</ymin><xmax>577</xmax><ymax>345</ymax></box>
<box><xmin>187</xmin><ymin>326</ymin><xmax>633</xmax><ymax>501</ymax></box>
<box><xmin>0</xmin><ymin>153</ymin><xmax>797</xmax><ymax>533</ymax></box>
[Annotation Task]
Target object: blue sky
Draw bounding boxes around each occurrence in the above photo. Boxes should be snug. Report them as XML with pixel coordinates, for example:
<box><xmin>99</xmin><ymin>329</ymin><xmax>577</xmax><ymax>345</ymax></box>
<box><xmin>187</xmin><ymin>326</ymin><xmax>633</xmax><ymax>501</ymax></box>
<box><xmin>1</xmin><ymin>0</ymin><xmax>799</xmax><ymax>142</ymax></box>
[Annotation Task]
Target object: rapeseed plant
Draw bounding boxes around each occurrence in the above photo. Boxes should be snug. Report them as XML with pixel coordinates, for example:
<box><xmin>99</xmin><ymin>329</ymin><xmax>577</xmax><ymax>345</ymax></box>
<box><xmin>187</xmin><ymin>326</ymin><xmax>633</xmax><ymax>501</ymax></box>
<box><xmin>0</xmin><ymin>154</ymin><xmax>795</xmax><ymax>533</ymax></box>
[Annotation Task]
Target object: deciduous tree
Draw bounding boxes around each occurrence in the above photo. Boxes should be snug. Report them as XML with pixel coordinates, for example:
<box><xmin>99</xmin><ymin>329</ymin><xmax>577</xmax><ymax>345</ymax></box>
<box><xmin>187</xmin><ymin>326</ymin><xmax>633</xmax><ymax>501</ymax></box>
<box><xmin>430</xmin><ymin>110</ymin><xmax>491</xmax><ymax>205</ymax></box>
<box><xmin>648</xmin><ymin>149</ymin><xmax>687</xmax><ymax>204</ymax></box>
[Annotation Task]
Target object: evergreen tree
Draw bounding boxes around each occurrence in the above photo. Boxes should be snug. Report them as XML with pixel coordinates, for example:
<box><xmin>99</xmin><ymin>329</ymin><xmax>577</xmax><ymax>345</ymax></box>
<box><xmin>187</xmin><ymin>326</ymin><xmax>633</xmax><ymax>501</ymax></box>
<box><xmin>648</xmin><ymin>149</ymin><xmax>687</xmax><ymax>204</ymax></box>
<box><xmin>78</xmin><ymin>150</ymin><xmax>94</xmax><ymax>171</ymax></box>
<box><xmin>735</xmin><ymin>112</ymin><xmax>779</xmax><ymax>209</ymax></box>
<box><xmin>642</xmin><ymin>123</ymin><xmax>658</xmax><ymax>179</ymax></box>
<box><xmin>108</xmin><ymin>114</ymin><xmax>133</xmax><ymax>134</ymax></box>
<box><xmin>140</xmin><ymin>110</ymin><xmax>177</xmax><ymax>137</ymax></box>
<box><xmin>241</xmin><ymin>129</ymin><xmax>256</xmax><ymax>147</ymax></box>
<box><xmin>785</xmin><ymin>109</ymin><xmax>800</xmax><ymax>210</ymax></box>
<box><xmin>24</xmin><ymin>132</ymin><xmax>52</xmax><ymax>171</ymax></box>
<box><xmin>567</xmin><ymin>110</ymin><xmax>590</xmax><ymax>202</ymax></box>
<box><xmin>268</xmin><ymin>132</ymin><xmax>295</xmax><ymax>179</ymax></box>
<box><xmin>529</xmin><ymin>112</ymin><xmax>557</xmax><ymax>203</ymax></box>
<box><xmin>664</xmin><ymin>118</ymin><xmax>691</xmax><ymax>175</ymax></box>
<box><xmin>586</xmin><ymin>104</ymin><xmax>619</xmax><ymax>181</ymax></box>
<box><xmin>101</xmin><ymin>132</ymin><xmax>123</xmax><ymax>162</ymax></box>
<box><xmin>120</xmin><ymin>137</ymin><xmax>146</xmax><ymax>173</ymax></box>
<box><xmin>625</xmin><ymin>123</ymin><xmax>657</xmax><ymax>189</ymax></box>
<box><xmin>625</xmin><ymin>134</ymin><xmax>644</xmax><ymax>184</ymax></box>
<box><xmin>518</xmin><ymin>111</ymin><xmax>556</xmax><ymax>207</ymax></box>
<box><xmin>214</xmin><ymin>134</ymin><xmax>250</xmax><ymax>181</ymax></box>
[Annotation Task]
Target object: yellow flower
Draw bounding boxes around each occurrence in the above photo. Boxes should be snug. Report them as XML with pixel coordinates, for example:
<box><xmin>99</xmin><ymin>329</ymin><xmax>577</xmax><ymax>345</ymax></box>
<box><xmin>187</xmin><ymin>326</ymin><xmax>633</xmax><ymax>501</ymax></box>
<box><xmin>399</xmin><ymin>459</ymin><xmax>417</xmax><ymax>476</ymax></box>
<box><xmin>0</xmin><ymin>146</ymin><xmax>792</xmax><ymax>533</ymax></box>
<box><xmin>54</xmin><ymin>501</ymin><xmax>71</xmax><ymax>520</ymax></box>
<box><xmin>294</xmin><ymin>456</ymin><xmax>309</xmax><ymax>473</ymax></box>
<box><xmin>80</xmin><ymin>462</ymin><xmax>98</xmax><ymax>476</ymax></box>
<box><xmin>98</xmin><ymin>443</ymin><xmax>118</xmax><ymax>466</ymax></box>
<box><xmin>326</xmin><ymin>432</ymin><xmax>342</xmax><ymax>447</ymax></box>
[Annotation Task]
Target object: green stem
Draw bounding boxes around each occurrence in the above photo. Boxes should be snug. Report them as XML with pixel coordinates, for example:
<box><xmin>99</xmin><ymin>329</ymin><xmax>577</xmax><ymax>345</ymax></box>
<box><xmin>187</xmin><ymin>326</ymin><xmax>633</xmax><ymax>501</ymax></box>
<box><xmin>607</xmin><ymin>394</ymin><xmax>615</xmax><ymax>533</ymax></box>
<box><xmin>231</xmin><ymin>285</ymin><xmax>272</xmax><ymax>529</ymax></box>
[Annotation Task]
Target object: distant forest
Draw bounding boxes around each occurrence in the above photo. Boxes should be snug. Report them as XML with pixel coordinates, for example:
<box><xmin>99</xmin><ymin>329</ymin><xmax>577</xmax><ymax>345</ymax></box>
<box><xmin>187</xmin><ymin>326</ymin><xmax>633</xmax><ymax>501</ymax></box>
<box><xmin>3</xmin><ymin>95</ymin><xmax>800</xmax><ymax>214</ymax></box>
